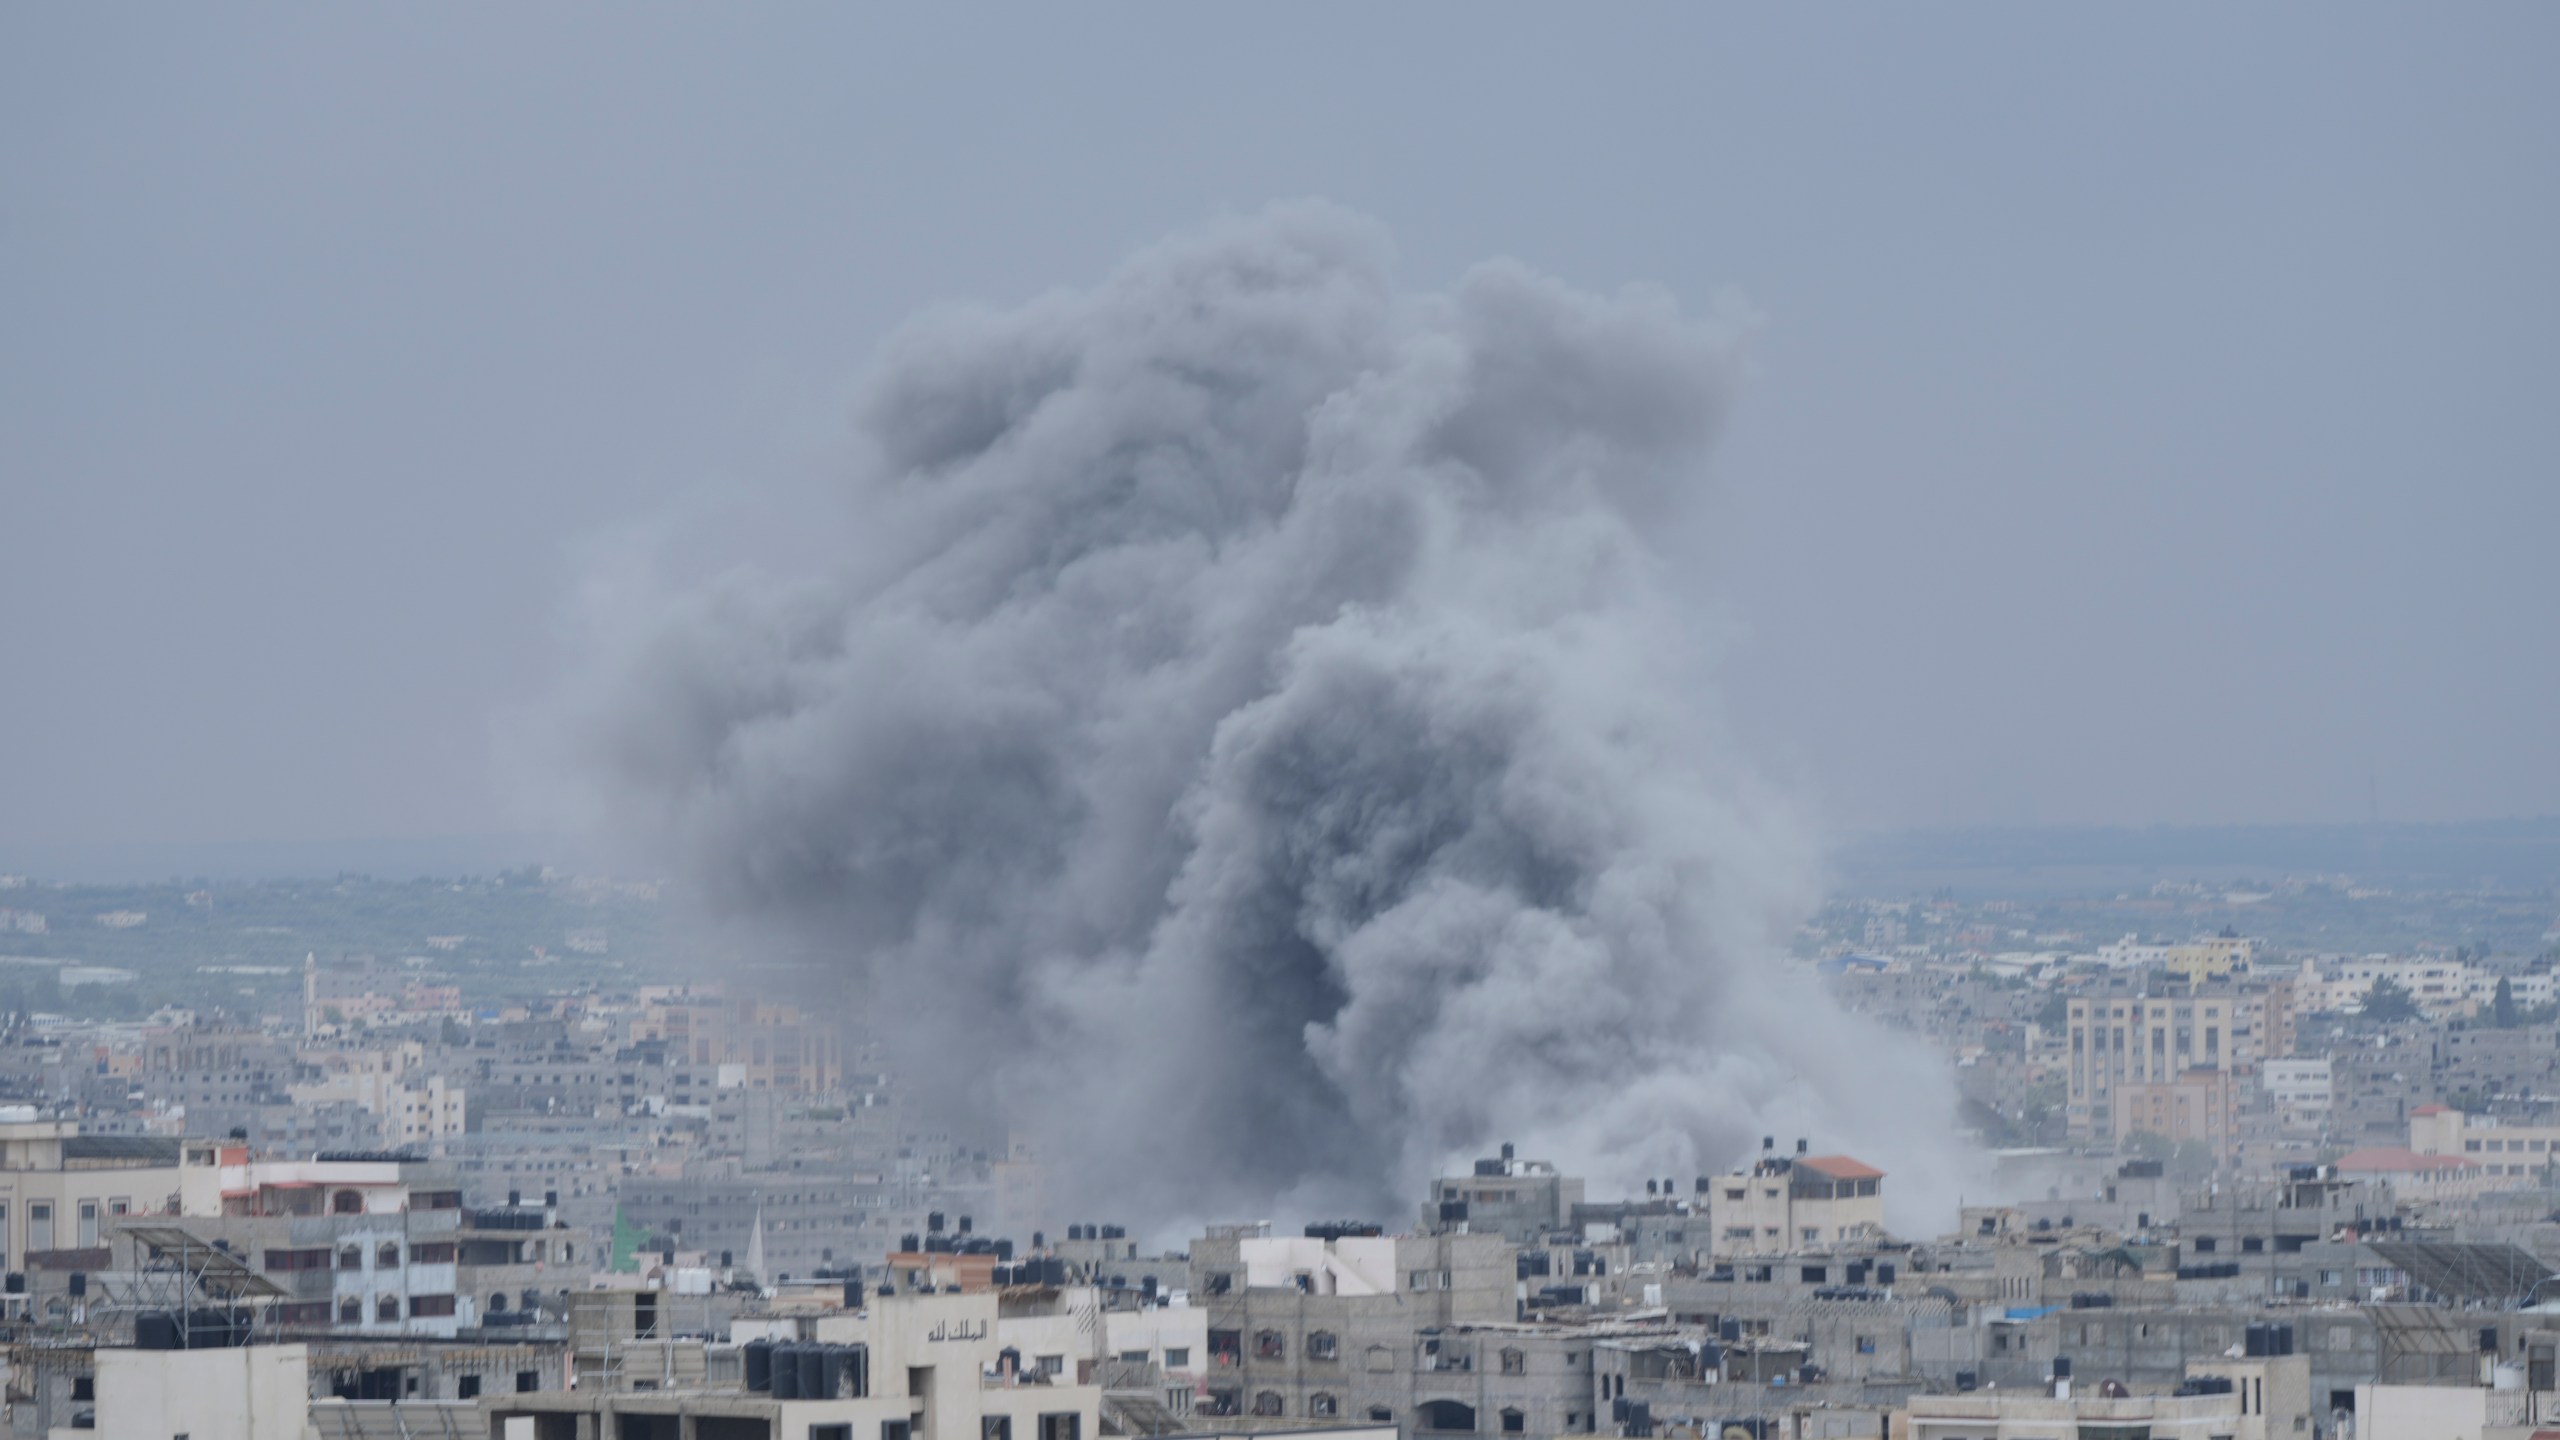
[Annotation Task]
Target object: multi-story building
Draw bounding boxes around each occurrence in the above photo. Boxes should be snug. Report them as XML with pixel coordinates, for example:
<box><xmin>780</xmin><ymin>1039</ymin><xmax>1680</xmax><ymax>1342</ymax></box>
<box><xmin>1706</xmin><ymin>1143</ymin><xmax>1885</xmax><ymax>1257</ymax></box>
<box><xmin>137</xmin><ymin>1145</ymin><xmax>581</xmax><ymax>1337</ymax></box>
<box><xmin>1184</xmin><ymin>1224</ymin><xmax>1562</xmax><ymax>1432</ymax></box>
<box><xmin>2261</xmin><ymin>1058</ymin><xmax>2334</xmax><ymax>1134</ymax></box>
<box><xmin>1421</xmin><ymin>1145</ymin><xmax>1584</xmax><ymax>1244</ymax></box>
<box><xmin>0</xmin><ymin>1112</ymin><xmax>191</xmax><ymax>1277</ymax></box>
<box><xmin>2409</xmin><ymin>1105</ymin><xmax>2560</xmax><ymax>1182</ymax></box>
<box><xmin>2111</xmin><ymin>1067</ymin><xmax>2243</xmax><ymax>1154</ymax></box>
<box><xmin>2065</xmin><ymin>991</ymin><xmax>2271</xmax><ymax>1141</ymax></box>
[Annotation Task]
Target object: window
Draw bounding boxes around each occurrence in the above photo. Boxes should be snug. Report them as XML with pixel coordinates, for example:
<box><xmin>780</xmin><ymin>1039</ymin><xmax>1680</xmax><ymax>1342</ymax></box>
<box><xmin>457</xmin><ymin>1376</ymin><xmax>481</xmax><ymax>1400</ymax></box>
<box><xmin>883</xmin><ymin>1423</ymin><xmax>912</xmax><ymax>1440</ymax></box>
<box><xmin>1256</xmin><ymin>1330</ymin><xmax>1286</xmax><ymax>1360</ymax></box>
<box><xmin>1037</xmin><ymin>1413</ymin><xmax>1081</xmax><ymax>1440</ymax></box>
<box><xmin>1857</xmin><ymin>1336</ymin><xmax>1876</xmax><ymax>1355</ymax></box>
<box><xmin>377</xmin><ymin>1241</ymin><xmax>401</xmax><ymax>1269</ymax></box>
<box><xmin>516</xmin><ymin>1371</ymin><xmax>539</xmax><ymax>1394</ymax></box>
<box><xmin>1309</xmin><ymin>1330</ymin><xmax>1338</xmax><ymax>1361</ymax></box>
<box><xmin>1500</xmin><ymin>1348</ymin><xmax>1525</xmax><ymax>1376</ymax></box>
<box><xmin>1369</xmin><ymin>1409</ymin><xmax>1395</xmax><ymax>1425</ymax></box>
<box><xmin>410</xmin><ymin>1242</ymin><xmax>456</xmax><ymax>1264</ymax></box>
<box><xmin>1205</xmin><ymin>1390</ymin><xmax>1241</xmax><ymax>1418</ymax></box>
<box><xmin>1366</xmin><ymin>1344</ymin><xmax>1394</xmax><ymax>1373</ymax></box>
<box><xmin>332</xmin><ymin>1190</ymin><xmax>364</xmax><ymax>1215</ymax></box>
<box><xmin>983</xmin><ymin>1420</ymin><xmax>1012</xmax><ymax>1440</ymax></box>
<box><xmin>1118</xmin><ymin>1351</ymin><xmax>1148</xmax><ymax>1365</ymax></box>
<box><xmin>339</xmin><ymin>1297</ymin><xmax>362</xmax><ymax>1324</ymax></box>
<box><xmin>1501</xmin><ymin>1409</ymin><xmax>1526</xmax><ymax>1434</ymax></box>
<box><xmin>339</xmin><ymin>1246</ymin><xmax>363</xmax><ymax>1271</ymax></box>
<box><xmin>1417</xmin><ymin>1401</ymin><xmax>1478</xmax><ymax>1433</ymax></box>
<box><xmin>1311</xmin><ymin>1394</ymin><xmax>1338</xmax><ymax>1418</ymax></box>
<box><xmin>1254</xmin><ymin>1392</ymin><xmax>1284</xmax><ymax>1417</ymax></box>
<box><xmin>77</xmin><ymin>1201</ymin><xmax>98</xmax><ymax>1248</ymax></box>
<box><xmin>412</xmin><ymin>1295</ymin><xmax>456</xmax><ymax>1318</ymax></box>
<box><xmin>375</xmin><ymin>1295</ymin><xmax>401</xmax><ymax>1323</ymax></box>
<box><xmin>1162</xmin><ymin>1348</ymin><xmax>1189</xmax><ymax>1370</ymax></box>
<box><xmin>1037</xmin><ymin>1355</ymin><xmax>1064</xmax><ymax>1378</ymax></box>
<box><xmin>1411</xmin><ymin>1270</ymin><xmax>1431</xmax><ymax>1288</ymax></box>
<box><xmin>28</xmin><ymin>1202</ymin><xmax>51</xmax><ymax>1252</ymax></box>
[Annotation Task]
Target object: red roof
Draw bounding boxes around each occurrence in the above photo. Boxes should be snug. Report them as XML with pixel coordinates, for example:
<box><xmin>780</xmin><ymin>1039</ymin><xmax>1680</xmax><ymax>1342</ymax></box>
<box><xmin>1799</xmin><ymin>1155</ymin><xmax>1884</xmax><ymax>1181</ymax></box>
<box><xmin>2333</xmin><ymin>1146</ymin><xmax>2477</xmax><ymax>1174</ymax></box>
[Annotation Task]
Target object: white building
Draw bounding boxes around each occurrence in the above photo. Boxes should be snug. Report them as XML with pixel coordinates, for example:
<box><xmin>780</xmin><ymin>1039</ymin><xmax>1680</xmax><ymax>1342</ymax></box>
<box><xmin>92</xmin><ymin>1343</ymin><xmax>315</xmax><ymax>1440</ymax></box>
<box><xmin>2261</xmin><ymin>1057</ymin><xmax>2333</xmax><ymax>1132</ymax></box>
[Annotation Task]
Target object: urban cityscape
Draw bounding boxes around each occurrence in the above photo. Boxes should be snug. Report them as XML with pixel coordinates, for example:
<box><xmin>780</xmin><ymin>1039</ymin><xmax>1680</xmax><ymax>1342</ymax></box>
<box><xmin>0</xmin><ymin>823</ymin><xmax>2555</xmax><ymax>1438</ymax></box>
<box><xmin>7</xmin><ymin>7</ymin><xmax>2556</xmax><ymax>1440</ymax></box>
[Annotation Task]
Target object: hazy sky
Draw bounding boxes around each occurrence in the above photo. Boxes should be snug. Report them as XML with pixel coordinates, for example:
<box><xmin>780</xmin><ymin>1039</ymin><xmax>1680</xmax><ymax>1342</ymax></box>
<box><xmin>4</xmin><ymin>6</ymin><xmax>2555</xmax><ymax>859</ymax></box>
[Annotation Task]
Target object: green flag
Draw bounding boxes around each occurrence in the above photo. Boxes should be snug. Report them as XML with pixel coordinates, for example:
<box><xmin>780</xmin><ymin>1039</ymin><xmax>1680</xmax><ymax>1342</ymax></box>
<box><xmin>610</xmin><ymin>1204</ymin><xmax>643</xmax><ymax>1274</ymax></box>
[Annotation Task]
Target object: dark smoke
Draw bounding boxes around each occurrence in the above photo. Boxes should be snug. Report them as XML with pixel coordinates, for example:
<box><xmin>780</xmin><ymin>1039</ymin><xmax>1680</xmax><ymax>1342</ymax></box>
<box><xmin>568</xmin><ymin>204</ymin><xmax>1965</xmax><ymax>1228</ymax></box>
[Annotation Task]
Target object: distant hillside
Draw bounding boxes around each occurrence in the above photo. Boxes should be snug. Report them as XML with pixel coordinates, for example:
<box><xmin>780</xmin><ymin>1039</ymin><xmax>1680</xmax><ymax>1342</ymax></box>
<box><xmin>1832</xmin><ymin>818</ymin><xmax>2560</xmax><ymax>898</ymax></box>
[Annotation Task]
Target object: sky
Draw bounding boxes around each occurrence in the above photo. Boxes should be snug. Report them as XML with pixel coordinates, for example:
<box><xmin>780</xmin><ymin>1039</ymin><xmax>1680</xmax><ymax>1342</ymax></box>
<box><xmin>3</xmin><ymin>5</ymin><xmax>2555</xmax><ymax>866</ymax></box>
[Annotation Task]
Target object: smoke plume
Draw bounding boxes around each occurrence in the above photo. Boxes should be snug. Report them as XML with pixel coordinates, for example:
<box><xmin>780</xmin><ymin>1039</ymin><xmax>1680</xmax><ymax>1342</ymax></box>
<box><xmin>571</xmin><ymin>204</ymin><xmax>1965</xmax><ymax>1229</ymax></box>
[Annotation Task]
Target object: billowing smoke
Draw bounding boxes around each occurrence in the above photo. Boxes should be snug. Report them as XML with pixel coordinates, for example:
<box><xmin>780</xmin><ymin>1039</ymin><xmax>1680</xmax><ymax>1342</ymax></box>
<box><xmin>569</xmin><ymin>204</ymin><xmax>1966</xmax><ymax>1230</ymax></box>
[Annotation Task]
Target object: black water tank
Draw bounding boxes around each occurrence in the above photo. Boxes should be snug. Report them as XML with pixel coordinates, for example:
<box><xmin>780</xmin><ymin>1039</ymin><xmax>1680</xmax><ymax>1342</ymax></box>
<box><xmin>67</xmin><ymin>1272</ymin><xmax>86</xmax><ymax>1298</ymax></box>
<box><xmin>798</xmin><ymin>1345</ymin><xmax>829</xmax><ymax>1399</ymax></box>
<box><xmin>2052</xmin><ymin>1357</ymin><xmax>2072</xmax><ymax>1378</ymax></box>
<box><xmin>3</xmin><ymin>1273</ymin><xmax>21</xmax><ymax>1294</ymax></box>
<box><xmin>135</xmin><ymin>1313</ymin><xmax>181</xmax><ymax>1350</ymax></box>
<box><xmin>2244</xmin><ymin>1323</ymin><xmax>2268</xmax><ymax>1357</ymax></box>
<box><xmin>769</xmin><ymin>1345</ymin><xmax>802</xmax><ymax>1400</ymax></box>
<box><xmin>958</xmin><ymin>1215</ymin><xmax>972</xmax><ymax>1234</ymax></box>
<box><xmin>844</xmin><ymin>1279</ymin><xmax>865</xmax><ymax>1310</ymax></box>
<box><xmin>745</xmin><ymin>1339</ymin><xmax>773</xmax><ymax>1391</ymax></box>
<box><xmin>928</xmin><ymin>1212</ymin><xmax>945</xmax><ymax>1234</ymax></box>
<box><xmin>994</xmin><ymin>1239</ymin><xmax>1014</xmax><ymax>1262</ymax></box>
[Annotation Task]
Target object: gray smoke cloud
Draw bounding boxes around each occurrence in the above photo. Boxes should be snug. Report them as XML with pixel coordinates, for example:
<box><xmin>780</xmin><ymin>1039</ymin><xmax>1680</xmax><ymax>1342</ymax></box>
<box><xmin>569</xmin><ymin>204</ymin><xmax>1968</xmax><ymax>1229</ymax></box>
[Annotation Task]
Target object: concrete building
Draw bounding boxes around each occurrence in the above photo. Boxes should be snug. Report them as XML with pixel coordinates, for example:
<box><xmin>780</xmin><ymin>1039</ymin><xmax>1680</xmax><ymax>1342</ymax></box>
<box><xmin>2112</xmin><ymin>1067</ymin><xmax>2244</xmax><ymax>1153</ymax></box>
<box><xmin>1897</xmin><ymin>1386</ymin><xmax>2248</xmax><ymax>1440</ymax></box>
<box><xmin>1707</xmin><ymin>1144</ymin><xmax>1886</xmax><ymax>1257</ymax></box>
<box><xmin>0</xmin><ymin>1111</ymin><xmax>190</xmax><ymax>1276</ymax></box>
<box><xmin>1423</xmin><ymin>1145</ymin><xmax>1585</xmax><ymax>1245</ymax></box>
<box><xmin>1183</xmin><ymin>1224</ymin><xmax>1565</xmax><ymax>1433</ymax></box>
<box><xmin>2263</xmin><ymin>1057</ymin><xmax>2335</xmax><ymax>1134</ymax></box>
<box><xmin>2066</xmin><ymin>991</ymin><xmax>2273</xmax><ymax>1142</ymax></box>
<box><xmin>143</xmin><ymin>1144</ymin><xmax>578</xmax><ymax>1336</ymax></box>
<box><xmin>92</xmin><ymin>1342</ymin><xmax>316</xmax><ymax>1440</ymax></box>
<box><xmin>2411</xmin><ymin>1107</ymin><xmax>2560</xmax><ymax>1183</ymax></box>
<box><xmin>503</xmin><ymin>1287</ymin><xmax>1103</xmax><ymax>1440</ymax></box>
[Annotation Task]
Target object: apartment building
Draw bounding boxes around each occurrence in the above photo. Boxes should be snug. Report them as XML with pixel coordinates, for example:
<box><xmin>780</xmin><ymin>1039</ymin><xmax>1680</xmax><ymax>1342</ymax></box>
<box><xmin>2261</xmin><ymin>1058</ymin><xmax>2334</xmax><ymax>1134</ymax></box>
<box><xmin>2065</xmin><ymin>991</ymin><xmax>2272</xmax><ymax>1141</ymax></box>
<box><xmin>2409</xmin><ymin>1106</ymin><xmax>2560</xmax><ymax>1182</ymax></box>
<box><xmin>2112</xmin><ymin>1067</ymin><xmax>2243</xmax><ymax>1153</ymax></box>
<box><xmin>0</xmin><ymin>1112</ymin><xmax>190</xmax><ymax>1277</ymax></box>
<box><xmin>1182</xmin><ymin>1225</ymin><xmax>1568</xmax><ymax>1432</ymax></box>
<box><xmin>1707</xmin><ymin>1143</ymin><xmax>1886</xmax><ymax>1257</ymax></box>
<box><xmin>1422</xmin><ymin>1144</ymin><xmax>1585</xmax><ymax>1244</ymax></box>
